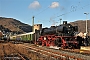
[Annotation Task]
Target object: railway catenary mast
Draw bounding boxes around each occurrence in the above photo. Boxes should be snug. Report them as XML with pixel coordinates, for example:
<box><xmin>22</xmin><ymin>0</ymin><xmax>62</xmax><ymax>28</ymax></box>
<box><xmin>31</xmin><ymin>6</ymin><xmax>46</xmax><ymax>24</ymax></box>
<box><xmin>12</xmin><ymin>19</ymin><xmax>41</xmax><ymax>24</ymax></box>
<box><xmin>60</xmin><ymin>18</ymin><xmax>62</xmax><ymax>25</ymax></box>
<box><xmin>84</xmin><ymin>12</ymin><xmax>89</xmax><ymax>36</ymax></box>
<box><xmin>32</xmin><ymin>16</ymin><xmax>34</xmax><ymax>32</ymax></box>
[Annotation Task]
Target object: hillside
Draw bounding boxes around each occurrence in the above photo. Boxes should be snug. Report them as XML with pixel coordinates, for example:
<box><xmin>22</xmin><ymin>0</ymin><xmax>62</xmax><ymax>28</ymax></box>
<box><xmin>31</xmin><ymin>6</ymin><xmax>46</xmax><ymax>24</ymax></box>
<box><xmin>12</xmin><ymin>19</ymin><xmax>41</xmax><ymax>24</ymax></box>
<box><xmin>70</xmin><ymin>20</ymin><xmax>90</xmax><ymax>36</ymax></box>
<box><xmin>0</xmin><ymin>17</ymin><xmax>90</xmax><ymax>36</ymax></box>
<box><xmin>0</xmin><ymin>17</ymin><xmax>32</xmax><ymax>34</ymax></box>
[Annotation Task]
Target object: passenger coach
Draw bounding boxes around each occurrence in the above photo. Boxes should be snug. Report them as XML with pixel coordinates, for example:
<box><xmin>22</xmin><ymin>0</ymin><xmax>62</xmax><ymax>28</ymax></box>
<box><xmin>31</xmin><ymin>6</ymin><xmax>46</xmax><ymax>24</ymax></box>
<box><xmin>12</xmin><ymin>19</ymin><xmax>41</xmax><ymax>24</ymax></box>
<box><xmin>10</xmin><ymin>32</ymin><xmax>35</xmax><ymax>43</ymax></box>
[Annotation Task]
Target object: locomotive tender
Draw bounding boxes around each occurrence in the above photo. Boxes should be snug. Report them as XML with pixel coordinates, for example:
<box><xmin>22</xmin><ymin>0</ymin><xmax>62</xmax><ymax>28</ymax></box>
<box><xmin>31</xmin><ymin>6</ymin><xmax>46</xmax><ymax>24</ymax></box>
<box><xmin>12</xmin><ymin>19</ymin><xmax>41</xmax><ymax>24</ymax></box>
<box><xmin>10</xmin><ymin>21</ymin><xmax>79</xmax><ymax>49</ymax></box>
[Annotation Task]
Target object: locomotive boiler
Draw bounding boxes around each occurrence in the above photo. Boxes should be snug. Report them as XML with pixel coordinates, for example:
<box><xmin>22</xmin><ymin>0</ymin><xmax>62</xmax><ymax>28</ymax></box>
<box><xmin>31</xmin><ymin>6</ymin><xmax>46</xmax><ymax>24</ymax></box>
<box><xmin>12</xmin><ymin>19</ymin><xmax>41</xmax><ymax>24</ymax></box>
<box><xmin>37</xmin><ymin>21</ymin><xmax>79</xmax><ymax>48</ymax></box>
<box><xmin>40</xmin><ymin>21</ymin><xmax>78</xmax><ymax>36</ymax></box>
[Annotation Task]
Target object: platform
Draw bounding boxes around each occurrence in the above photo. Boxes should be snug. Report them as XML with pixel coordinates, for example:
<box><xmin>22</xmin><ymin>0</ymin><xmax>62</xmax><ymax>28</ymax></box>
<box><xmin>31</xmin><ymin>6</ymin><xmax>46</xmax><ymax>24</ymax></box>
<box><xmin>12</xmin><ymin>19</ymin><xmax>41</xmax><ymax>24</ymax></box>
<box><xmin>80</xmin><ymin>46</ymin><xmax>90</xmax><ymax>51</ymax></box>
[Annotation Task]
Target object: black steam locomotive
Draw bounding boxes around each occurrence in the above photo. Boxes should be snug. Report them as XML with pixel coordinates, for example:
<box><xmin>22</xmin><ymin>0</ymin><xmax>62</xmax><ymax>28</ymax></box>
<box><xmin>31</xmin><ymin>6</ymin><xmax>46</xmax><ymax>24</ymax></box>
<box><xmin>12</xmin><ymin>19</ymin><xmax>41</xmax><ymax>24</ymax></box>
<box><xmin>36</xmin><ymin>21</ymin><xmax>79</xmax><ymax>48</ymax></box>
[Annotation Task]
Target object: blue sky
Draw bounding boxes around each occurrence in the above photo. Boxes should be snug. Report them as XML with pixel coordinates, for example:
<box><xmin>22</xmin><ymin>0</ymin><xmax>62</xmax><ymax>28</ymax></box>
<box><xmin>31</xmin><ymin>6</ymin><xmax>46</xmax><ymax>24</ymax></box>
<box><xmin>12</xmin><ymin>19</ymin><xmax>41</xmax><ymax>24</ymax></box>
<box><xmin>0</xmin><ymin>0</ymin><xmax>90</xmax><ymax>27</ymax></box>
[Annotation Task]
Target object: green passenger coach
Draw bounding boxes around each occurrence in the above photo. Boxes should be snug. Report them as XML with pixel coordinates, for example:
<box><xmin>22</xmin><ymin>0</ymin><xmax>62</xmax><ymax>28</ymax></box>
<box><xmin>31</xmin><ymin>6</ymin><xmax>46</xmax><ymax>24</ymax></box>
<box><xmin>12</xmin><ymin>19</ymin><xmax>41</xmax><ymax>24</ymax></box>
<box><xmin>10</xmin><ymin>32</ymin><xmax>35</xmax><ymax>43</ymax></box>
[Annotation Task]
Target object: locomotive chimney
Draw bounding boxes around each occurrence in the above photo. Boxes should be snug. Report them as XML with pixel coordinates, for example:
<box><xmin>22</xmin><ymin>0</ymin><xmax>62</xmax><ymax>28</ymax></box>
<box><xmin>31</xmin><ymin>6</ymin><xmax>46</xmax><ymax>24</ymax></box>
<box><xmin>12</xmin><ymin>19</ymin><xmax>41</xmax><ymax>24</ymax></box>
<box><xmin>63</xmin><ymin>21</ymin><xmax>67</xmax><ymax>24</ymax></box>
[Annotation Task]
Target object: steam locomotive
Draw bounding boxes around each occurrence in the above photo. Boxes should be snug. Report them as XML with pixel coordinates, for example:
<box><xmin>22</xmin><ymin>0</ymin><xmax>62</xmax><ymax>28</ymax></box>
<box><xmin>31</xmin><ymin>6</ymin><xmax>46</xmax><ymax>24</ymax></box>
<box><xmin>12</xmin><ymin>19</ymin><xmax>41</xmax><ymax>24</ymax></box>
<box><xmin>36</xmin><ymin>21</ymin><xmax>79</xmax><ymax>48</ymax></box>
<box><xmin>9</xmin><ymin>21</ymin><xmax>79</xmax><ymax>49</ymax></box>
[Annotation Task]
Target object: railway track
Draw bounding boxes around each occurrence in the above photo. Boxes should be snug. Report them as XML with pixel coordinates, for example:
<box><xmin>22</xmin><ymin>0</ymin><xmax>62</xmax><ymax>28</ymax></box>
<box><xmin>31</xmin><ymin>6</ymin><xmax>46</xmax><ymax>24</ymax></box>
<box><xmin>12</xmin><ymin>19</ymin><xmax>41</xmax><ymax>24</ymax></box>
<box><xmin>22</xmin><ymin>43</ymin><xmax>90</xmax><ymax>60</ymax></box>
<box><xmin>1</xmin><ymin>41</ymin><xmax>90</xmax><ymax>60</ymax></box>
<box><xmin>59</xmin><ymin>48</ymin><xmax>90</xmax><ymax>55</ymax></box>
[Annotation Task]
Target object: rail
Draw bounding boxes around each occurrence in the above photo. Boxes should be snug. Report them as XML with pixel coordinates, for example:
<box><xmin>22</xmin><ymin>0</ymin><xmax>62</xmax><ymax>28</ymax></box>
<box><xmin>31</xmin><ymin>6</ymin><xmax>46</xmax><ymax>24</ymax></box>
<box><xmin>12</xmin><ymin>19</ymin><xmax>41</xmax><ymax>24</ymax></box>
<box><xmin>22</xmin><ymin>44</ymin><xmax>84</xmax><ymax>60</ymax></box>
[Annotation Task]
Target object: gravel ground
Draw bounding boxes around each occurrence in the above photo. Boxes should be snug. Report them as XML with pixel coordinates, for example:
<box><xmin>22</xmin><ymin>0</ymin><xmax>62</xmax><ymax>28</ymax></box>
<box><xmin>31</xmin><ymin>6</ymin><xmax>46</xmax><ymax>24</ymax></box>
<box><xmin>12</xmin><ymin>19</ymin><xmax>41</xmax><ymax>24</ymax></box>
<box><xmin>44</xmin><ymin>47</ymin><xmax>90</xmax><ymax>60</ymax></box>
<box><xmin>0</xmin><ymin>42</ymin><xmax>90</xmax><ymax>60</ymax></box>
<box><xmin>0</xmin><ymin>43</ymin><xmax>55</xmax><ymax>60</ymax></box>
<box><xmin>24</xmin><ymin>43</ymin><xmax>90</xmax><ymax>60</ymax></box>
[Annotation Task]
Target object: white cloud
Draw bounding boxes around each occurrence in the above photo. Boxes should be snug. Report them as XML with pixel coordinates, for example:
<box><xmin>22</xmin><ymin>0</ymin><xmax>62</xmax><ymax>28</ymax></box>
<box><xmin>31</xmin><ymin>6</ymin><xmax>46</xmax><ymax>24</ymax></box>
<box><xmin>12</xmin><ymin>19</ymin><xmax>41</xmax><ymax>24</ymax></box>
<box><xmin>28</xmin><ymin>1</ymin><xmax>41</xmax><ymax>9</ymax></box>
<box><xmin>50</xmin><ymin>2</ymin><xmax>59</xmax><ymax>8</ymax></box>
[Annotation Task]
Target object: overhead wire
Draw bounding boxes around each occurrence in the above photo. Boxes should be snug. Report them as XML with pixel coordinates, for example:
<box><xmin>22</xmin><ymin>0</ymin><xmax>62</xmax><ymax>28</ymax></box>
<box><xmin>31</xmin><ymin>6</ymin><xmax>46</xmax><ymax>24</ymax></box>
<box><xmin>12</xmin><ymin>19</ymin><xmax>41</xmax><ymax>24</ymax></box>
<box><xmin>33</xmin><ymin>0</ymin><xmax>61</xmax><ymax>25</ymax></box>
<box><xmin>34</xmin><ymin>0</ymin><xmax>60</xmax><ymax>17</ymax></box>
<box><xmin>35</xmin><ymin>7</ymin><xmax>49</xmax><ymax>16</ymax></box>
<box><xmin>48</xmin><ymin>0</ymin><xmax>90</xmax><ymax>26</ymax></box>
<box><xmin>55</xmin><ymin>1</ymin><xmax>90</xmax><ymax>18</ymax></box>
<box><xmin>30</xmin><ymin>0</ymin><xmax>90</xmax><ymax>26</ymax></box>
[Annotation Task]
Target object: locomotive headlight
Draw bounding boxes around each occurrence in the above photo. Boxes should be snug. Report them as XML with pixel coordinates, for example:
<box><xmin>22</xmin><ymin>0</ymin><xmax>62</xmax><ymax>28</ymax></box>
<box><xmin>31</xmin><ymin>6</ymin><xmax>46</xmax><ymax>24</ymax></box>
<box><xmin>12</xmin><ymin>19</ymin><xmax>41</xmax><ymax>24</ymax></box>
<box><xmin>68</xmin><ymin>32</ymin><xmax>69</xmax><ymax>33</ymax></box>
<box><xmin>69</xmin><ymin>26</ymin><xmax>71</xmax><ymax>27</ymax></box>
